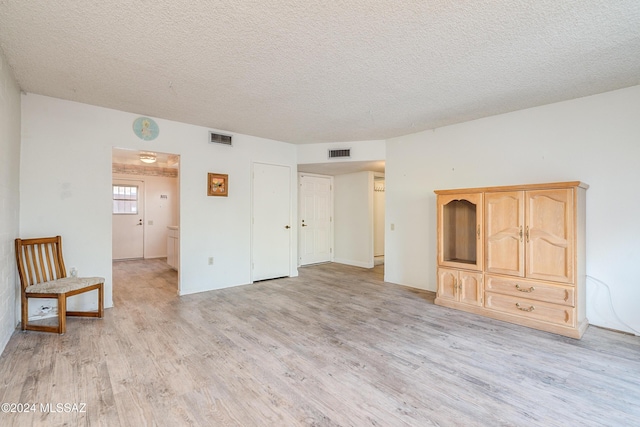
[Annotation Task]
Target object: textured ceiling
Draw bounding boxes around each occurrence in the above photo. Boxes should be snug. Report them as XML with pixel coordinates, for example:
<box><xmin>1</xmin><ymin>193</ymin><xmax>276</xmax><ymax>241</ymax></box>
<box><xmin>1</xmin><ymin>1</ymin><xmax>639</xmax><ymax>144</ymax></box>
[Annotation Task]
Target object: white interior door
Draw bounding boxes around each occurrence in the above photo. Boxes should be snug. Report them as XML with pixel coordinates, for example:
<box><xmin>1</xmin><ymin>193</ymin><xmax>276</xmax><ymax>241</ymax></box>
<box><xmin>252</xmin><ymin>163</ymin><xmax>292</xmax><ymax>281</ymax></box>
<box><xmin>299</xmin><ymin>174</ymin><xmax>332</xmax><ymax>265</ymax></box>
<box><xmin>112</xmin><ymin>179</ymin><xmax>145</xmax><ymax>259</ymax></box>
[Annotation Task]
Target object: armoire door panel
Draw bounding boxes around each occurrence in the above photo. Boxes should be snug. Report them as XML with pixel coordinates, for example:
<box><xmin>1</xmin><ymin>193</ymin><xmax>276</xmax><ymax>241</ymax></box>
<box><xmin>485</xmin><ymin>191</ymin><xmax>525</xmax><ymax>277</ymax></box>
<box><xmin>437</xmin><ymin>268</ymin><xmax>458</xmax><ymax>302</ymax></box>
<box><xmin>526</xmin><ymin>189</ymin><xmax>574</xmax><ymax>283</ymax></box>
<box><xmin>459</xmin><ymin>271</ymin><xmax>483</xmax><ymax>306</ymax></box>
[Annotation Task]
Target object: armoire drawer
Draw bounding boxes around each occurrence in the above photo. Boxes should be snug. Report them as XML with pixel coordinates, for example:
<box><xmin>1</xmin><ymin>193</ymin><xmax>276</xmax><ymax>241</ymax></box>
<box><xmin>485</xmin><ymin>275</ymin><xmax>575</xmax><ymax>307</ymax></box>
<box><xmin>485</xmin><ymin>292</ymin><xmax>575</xmax><ymax>327</ymax></box>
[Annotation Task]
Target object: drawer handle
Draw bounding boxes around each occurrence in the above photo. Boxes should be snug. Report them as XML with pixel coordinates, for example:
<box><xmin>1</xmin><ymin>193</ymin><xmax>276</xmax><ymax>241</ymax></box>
<box><xmin>515</xmin><ymin>284</ymin><xmax>535</xmax><ymax>293</ymax></box>
<box><xmin>515</xmin><ymin>302</ymin><xmax>535</xmax><ymax>312</ymax></box>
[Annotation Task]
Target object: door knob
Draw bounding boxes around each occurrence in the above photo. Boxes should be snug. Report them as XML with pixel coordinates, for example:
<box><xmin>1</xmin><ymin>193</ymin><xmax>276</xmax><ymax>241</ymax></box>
<box><xmin>285</xmin><ymin>225</ymin><xmax>291</xmax><ymax>229</ymax></box>
<box><xmin>301</xmin><ymin>224</ymin><xmax>308</xmax><ymax>227</ymax></box>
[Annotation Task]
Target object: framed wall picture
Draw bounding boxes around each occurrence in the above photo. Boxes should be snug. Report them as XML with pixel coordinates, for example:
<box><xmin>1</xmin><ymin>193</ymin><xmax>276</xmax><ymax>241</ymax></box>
<box><xmin>208</xmin><ymin>173</ymin><xmax>228</xmax><ymax>197</ymax></box>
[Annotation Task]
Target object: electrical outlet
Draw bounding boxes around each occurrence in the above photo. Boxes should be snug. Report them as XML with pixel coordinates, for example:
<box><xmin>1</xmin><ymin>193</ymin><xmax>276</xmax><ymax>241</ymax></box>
<box><xmin>390</xmin><ymin>223</ymin><xmax>395</xmax><ymax>231</ymax></box>
<box><xmin>208</xmin><ymin>257</ymin><xmax>214</xmax><ymax>265</ymax></box>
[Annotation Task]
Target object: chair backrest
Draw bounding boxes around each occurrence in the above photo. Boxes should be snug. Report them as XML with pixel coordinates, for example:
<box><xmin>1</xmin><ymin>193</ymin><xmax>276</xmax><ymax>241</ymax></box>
<box><xmin>15</xmin><ymin>236</ymin><xmax>67</xmax><ymax>290</ymax></box>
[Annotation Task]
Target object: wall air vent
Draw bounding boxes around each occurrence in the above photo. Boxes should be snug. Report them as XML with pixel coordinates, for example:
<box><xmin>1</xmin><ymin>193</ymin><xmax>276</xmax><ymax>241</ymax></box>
<box><xmin>209</xmin><ymin>131</ymin><xmax>233</xmax><ymax>146</ymax></box>
<box><xmin>328</xmin><ymin>148</ymin><xmax>351</xmax><ymax>159</ymax></box>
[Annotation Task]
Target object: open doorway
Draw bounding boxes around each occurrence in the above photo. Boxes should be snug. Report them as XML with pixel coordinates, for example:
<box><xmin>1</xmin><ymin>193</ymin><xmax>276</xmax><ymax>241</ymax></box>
<box><xmin>297</xmin><ymin>161</ymin><xmax>385</xmax><ymax>269</ymax></box>
<box><xmin>373</xmin><ymin>174</ymin><xmax>385</xmax><ymax>266</ymax></box>
<box><xmin>112</xmin><ymin>148</ymin><xmax>180</xmax><ymax>293</ymax></box>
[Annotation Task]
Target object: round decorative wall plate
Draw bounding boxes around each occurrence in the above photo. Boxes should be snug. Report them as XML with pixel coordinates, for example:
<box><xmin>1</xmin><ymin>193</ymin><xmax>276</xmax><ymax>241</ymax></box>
<box><xmin>133</xmin><ymin>117</ymin><xmax>159</xmax><ymax>141</ymax></box>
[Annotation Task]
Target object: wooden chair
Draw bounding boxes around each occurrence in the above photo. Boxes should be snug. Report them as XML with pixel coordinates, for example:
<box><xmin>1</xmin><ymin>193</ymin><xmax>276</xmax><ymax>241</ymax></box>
<box><xmin>15</xmin><ymin>236</ymin><xmax>104</xmax><ymax>334</ymax></box>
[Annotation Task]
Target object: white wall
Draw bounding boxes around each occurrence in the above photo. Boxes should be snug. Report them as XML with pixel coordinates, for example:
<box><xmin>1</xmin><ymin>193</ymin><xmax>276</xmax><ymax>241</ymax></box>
<box><xmin>385</xmin><ymin>85</ymin><xmax>640</xmax><ymax>335</ymax></box>
<box><xmin>20</xmin><ymin>94</ymin><xmax>298</xmax><ymax>311</ymax></box>
<box><xmin>112</xmin><ymin>173</ymin><xmax>178</xmax><ymax>259</ymax></box>
<box><xmin>333</xmin><ymin>171</ymin><xmax>374</xmax><ymax>268</ymax></box>
<box><xmin>0</xmin><ymin>48</ymin><xmax>21</xmax><ymax>353</ymax></box>
<box><xmin>297</xmin><ymin>139</ymin><xmax>385</xmax><ymax>164</ymax></box>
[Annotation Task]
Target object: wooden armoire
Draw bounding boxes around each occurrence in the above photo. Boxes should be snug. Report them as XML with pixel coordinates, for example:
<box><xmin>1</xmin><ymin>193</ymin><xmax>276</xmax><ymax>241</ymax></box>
<box><xmin>434</xmin><ymin>181</ymin><xmax>588</xmax><ymax>338</ymax></box>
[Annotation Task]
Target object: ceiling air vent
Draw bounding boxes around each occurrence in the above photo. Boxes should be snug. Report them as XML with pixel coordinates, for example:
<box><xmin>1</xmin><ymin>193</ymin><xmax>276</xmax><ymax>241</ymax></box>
<box><xmin>209</xmin><ymin>131</ymin><xmax>232</xmax><ymax>146</ymax></box>
<box><xmin>328</xmin><ymin>148</ymin><xmax>351</xmax><ymax>159</ymax></box>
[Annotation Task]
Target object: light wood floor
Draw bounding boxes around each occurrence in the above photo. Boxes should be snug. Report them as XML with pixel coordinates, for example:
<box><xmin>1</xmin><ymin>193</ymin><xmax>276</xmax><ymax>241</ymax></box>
<box><xmin>1</xmin><ymin>259</ymin><xmax>639</xmax><ymax>426</ymax></box>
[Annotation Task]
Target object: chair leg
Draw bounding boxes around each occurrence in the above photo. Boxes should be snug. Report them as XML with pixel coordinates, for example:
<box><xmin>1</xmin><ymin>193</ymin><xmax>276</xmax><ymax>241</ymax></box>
<box><xmin>21</xmin><ymin>295</ymin><xmax>28</xmax><ymax>331</ymax></box>
<box><xmin>98</xmin><ymin>283</ymin><xmax>104</xmax><ymax>318</ymax></box>
<box><xmin>57</xmin><ymin>294</ymin><xmax>66</xmax><ymax>335</ymax></box>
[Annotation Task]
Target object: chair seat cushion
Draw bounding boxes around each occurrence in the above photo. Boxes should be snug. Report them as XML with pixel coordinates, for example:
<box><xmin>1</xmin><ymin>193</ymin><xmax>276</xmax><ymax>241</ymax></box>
<box><xmin>25</xmin><ymin>277</ymin><xmax>105</xmax><ymax>294</ymax></box>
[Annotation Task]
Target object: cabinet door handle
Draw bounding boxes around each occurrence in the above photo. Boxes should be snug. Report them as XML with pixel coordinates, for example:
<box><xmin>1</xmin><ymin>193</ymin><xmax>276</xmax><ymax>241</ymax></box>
<box><xmin>515</xmin><ymin>284</ymin><xmax>535</xmax><ymax>293</ymax></box>
<box><xmin>515</xmin><ymin>302</ymin><xmax>535</xmax><ymax>312</ymax></box>
<box><xmin>525</xmin><ymin>225</ymin><xmax>530</xmax><ymax>243</ymax></box>
<box><xmin>477</xmin><ymin>224</ymin><xmax>481</xmax><ymax>240</ymax></box>
<box><xmin>519</xmin><ymin>226</ymin><xmax>523</xmax><ymax>242</ymax></box>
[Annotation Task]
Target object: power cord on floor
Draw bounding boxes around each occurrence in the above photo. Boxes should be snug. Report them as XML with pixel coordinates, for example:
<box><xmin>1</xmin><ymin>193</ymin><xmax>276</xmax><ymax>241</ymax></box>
<box><xmin>586</xmin><ymin>275</ymin><xmax>640</xmax><ymax>336</ymax></box>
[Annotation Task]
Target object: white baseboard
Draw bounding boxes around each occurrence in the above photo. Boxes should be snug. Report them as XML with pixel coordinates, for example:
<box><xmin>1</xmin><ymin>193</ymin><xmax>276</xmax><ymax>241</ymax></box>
<box><xmin>333</xmin><ymin>258</ymin><xmax>374</xmax><ymax>269</ymax></box>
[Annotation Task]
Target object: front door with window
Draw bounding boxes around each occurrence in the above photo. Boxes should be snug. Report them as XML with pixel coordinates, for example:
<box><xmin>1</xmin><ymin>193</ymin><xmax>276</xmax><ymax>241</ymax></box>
<box><xmin>112</xmin><ymin>180</ymin><xmax>145</xmax><ymax>259</ymax></box>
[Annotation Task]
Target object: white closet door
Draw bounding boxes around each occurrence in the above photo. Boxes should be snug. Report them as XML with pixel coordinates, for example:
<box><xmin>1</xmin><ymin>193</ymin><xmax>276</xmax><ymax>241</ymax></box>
<box><xmin>252</xmin><ymin>163</ymin><xmax>292</xmax><ymax>281</ymax></box>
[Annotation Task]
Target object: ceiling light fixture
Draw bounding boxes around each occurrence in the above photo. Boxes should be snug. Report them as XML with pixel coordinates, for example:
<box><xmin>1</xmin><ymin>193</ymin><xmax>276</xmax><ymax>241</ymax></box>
<box><xmin>139</xmin><ymin>152</ymin><xmax>157</xmax><ymax>164</ymax></box>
